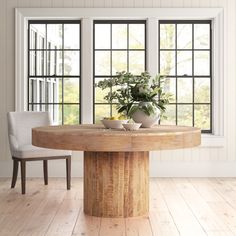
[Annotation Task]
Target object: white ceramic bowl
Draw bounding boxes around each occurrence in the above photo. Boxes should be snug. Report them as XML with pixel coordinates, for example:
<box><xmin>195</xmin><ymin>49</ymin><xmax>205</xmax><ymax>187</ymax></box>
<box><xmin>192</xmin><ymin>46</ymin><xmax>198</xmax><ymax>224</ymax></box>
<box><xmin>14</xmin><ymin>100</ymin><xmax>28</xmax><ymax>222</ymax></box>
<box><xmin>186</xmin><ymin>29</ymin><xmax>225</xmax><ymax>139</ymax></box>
<box><xmin>122</xmin><ymin>123</ymin><xmax>142</xmax><ymax>131</ymax></box>
<box><xmin>101</xmin><ymin>119</ymin><xmax>128</xmax><ymax>129</ymax></box>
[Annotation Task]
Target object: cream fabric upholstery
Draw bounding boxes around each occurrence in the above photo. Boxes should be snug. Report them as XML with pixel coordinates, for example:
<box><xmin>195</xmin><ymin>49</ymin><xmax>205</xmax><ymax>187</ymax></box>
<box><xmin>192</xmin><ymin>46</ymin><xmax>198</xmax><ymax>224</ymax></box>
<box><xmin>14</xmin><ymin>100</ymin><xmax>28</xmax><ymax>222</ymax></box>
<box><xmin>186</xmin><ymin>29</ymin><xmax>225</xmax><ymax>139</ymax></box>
<box><xmin>7</xmin><ymin>112</ymin><xmax>71</xmax><ymax>159</ymax></box>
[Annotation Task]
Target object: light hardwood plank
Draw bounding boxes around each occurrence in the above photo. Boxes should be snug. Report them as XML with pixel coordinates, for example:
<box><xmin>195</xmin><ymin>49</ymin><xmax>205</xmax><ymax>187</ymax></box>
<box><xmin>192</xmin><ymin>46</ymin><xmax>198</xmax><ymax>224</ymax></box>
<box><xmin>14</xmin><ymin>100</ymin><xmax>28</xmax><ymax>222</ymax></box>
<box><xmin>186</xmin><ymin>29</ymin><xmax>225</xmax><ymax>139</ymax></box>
<box><xmin>207</xmin><ymin>232</ymin><xmax>235</xmax><ymax>236</ymax></box>
<box><xmin>149</xmin><ymin>179</ymin><xmax>179</xmax><ymax>235</ymax></box>
<box><xmin>63</xmin><ymin>183</ymin><xmax>83</xmax><ymax>200</ymax></box>
<box><xmin>189</xmin><ymin>178</ymin><xmax>226</xmax><ymax>203</ymax></box>
<box><xmin>209</xmin><ymin>178</ymin><xmax>236</xmax><ymax>209</ymax></box>
<box><xmin>207</xmin><ymin>201</ymin><xmax>236</xmax><ymax>235</ymax></box>
<box><xmin>0</xmin><ymin>178</ymin><xmax>236</xmax><ymax>236</ymax></box>
<box><xmin>126</xmin><ymin>216</ymin><xmax>153</xmax><ymax>236</ymax></box>
<box><xmin>149</xmin><ymin>211</ymin><xmax>180</xmax><ymax>236</ymax></box>
<box><xmin>157</xmin><ymin>178</ymin><xmax>207</xmax><ymax>236</ymax></box>
<box><xmin>0</xmin><ymin>195</ymin><xmax>46</xmax><ymax>235</ymax></box>
<box><xmin>173</xmin><ymin>178</ymin><xmax>232</xmax><ymax>233</ymax></box>
<box><xmin>188</xmin><ymin>178</ymin><xmax>236</xmax><ymax>234</ymax></box>
<box><xmin>18</xmin><ymin>191</ymin><xmax>66</xmax><ymax>235</ymax></box>
<box><xmin>99</xmin><ymin>218</ymin><xmax>126</xmax><ymax>236</ymax></box>
<box><xmin>45</xmin><ymin>199</ymin><xmax>82</xmax><ymax>236</ymax></box>
<box><xmin>72</xmin><ymin>209</ymin><xmax>101</xmax><ymax>236</ymax></box>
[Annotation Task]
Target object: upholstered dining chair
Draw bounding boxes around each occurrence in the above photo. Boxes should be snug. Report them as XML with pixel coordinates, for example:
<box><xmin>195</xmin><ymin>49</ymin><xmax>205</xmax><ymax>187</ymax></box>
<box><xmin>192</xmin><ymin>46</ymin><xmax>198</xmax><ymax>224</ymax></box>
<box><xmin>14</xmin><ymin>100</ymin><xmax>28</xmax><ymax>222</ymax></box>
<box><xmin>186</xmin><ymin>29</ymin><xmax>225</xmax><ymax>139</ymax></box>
<box><xmin>7</xmin><ymin>111</ymin><xmax>72</xmax><ymax>194</ymax></box>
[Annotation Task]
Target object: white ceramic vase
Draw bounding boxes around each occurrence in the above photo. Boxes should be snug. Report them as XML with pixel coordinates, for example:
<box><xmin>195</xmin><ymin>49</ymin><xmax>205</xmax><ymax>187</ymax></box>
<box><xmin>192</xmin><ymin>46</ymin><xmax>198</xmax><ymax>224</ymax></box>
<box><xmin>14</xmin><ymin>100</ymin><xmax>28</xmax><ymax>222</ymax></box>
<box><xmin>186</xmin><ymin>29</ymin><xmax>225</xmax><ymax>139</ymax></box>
<box><xmin>131</xmin><ymin>102</ymin><xmax>160</xmax><ymax>128</ymax></box>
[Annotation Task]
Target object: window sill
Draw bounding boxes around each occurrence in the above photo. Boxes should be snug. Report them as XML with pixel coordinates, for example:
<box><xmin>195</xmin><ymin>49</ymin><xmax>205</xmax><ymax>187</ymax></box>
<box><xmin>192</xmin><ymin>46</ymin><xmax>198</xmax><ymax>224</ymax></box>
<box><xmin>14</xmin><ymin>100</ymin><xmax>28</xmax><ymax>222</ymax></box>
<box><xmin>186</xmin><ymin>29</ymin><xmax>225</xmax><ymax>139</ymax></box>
<box><xmin>201</xmin><ymin>134</ymin><xmax>225</xmax><ymax>147</ymax></box>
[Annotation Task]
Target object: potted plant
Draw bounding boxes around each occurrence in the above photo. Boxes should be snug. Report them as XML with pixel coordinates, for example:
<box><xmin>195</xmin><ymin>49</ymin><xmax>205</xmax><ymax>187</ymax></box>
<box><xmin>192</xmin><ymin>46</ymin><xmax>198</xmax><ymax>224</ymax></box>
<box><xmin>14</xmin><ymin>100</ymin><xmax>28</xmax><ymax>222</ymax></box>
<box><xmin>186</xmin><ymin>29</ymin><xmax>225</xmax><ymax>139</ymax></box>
<box><xmin>96</xmin><ymin>71</ymin><xmax>171</xmax><ymax>127</ymax></box>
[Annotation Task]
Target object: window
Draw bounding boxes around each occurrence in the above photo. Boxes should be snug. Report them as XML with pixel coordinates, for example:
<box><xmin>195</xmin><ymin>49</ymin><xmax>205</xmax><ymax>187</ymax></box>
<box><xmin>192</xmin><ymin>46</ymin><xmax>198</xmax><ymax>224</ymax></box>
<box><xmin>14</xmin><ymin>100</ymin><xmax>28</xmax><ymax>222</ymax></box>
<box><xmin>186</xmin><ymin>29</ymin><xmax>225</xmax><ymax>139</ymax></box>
<box><xmin>93</xmin><ymin>20</ymin><xmax>146</xmax><ymax>123</ymax></box>
<box><xmin>159</xmin><ymin>20</ymin><xmax>212</xmax><ymax>133</ymax></box>
<box><xmin>17</xmin><ymin>8</ymin><xmax>224</xmax><ymax>146</ymax></box>
<box><xmin>28</xmin><ymin>20</ymin><xmax>81</xmax><ymax>125</ymax></box>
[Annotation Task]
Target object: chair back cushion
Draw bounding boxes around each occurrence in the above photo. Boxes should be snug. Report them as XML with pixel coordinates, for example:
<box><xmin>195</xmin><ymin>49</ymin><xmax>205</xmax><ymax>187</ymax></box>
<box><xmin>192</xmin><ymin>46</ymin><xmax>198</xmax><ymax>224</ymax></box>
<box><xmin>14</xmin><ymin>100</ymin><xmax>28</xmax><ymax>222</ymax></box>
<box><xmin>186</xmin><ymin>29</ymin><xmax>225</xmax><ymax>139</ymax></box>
<box><xmin>7</xmin><ymin>112</ymin><xmax>51</xmax><ymax>153</ymax></box>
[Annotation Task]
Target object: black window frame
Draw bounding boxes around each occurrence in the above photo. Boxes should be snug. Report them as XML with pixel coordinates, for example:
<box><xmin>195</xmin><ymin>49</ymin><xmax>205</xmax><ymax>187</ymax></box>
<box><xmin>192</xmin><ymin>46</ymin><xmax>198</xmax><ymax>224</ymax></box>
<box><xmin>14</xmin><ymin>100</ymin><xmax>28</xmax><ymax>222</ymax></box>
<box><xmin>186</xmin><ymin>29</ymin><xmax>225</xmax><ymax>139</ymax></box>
<box><xmin>27</xmin><ymin>20</ymin><xmax>82</xmax><ymax>125</ymax></box>
<box><xmin>158</xmin><ymin>20</ymin><xmax>212</xmax><ymax>133</ymax></box>
<box><xmin>93</xmin><ymin>20</ymin><xmax>147</xmax><ymax>123</ymax></box>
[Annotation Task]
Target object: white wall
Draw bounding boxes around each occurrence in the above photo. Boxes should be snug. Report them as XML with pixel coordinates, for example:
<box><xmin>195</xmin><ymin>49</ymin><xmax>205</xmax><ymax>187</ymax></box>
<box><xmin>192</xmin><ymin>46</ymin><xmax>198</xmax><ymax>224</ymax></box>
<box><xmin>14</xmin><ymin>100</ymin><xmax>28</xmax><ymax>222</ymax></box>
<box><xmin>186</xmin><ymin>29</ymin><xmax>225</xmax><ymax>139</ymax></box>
<box><xmin>0</xmin><ymin>0</ymin><xmax>236</xmax><ymax>177</ymax></box>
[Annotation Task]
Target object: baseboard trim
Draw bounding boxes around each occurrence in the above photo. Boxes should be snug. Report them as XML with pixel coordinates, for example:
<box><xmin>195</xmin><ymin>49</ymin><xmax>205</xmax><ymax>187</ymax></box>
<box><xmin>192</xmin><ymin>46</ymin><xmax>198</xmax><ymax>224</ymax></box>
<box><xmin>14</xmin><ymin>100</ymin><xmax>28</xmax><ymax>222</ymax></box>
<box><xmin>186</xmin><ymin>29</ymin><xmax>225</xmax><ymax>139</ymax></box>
<box><xmin>0</xmin><ymin>159</ymin><xmax>236</xmax><ymax>177</ymax></box>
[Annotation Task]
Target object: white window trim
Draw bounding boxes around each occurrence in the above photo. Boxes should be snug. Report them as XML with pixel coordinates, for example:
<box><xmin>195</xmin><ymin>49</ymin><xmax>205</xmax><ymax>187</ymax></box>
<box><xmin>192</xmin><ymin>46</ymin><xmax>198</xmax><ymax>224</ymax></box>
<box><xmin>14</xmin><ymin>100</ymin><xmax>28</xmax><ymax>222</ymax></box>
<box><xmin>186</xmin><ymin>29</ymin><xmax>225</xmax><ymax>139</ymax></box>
<box><xmin>15</xmin><ymin>7</ymin><xmax>224</xmax><ymax>147</ymax></box>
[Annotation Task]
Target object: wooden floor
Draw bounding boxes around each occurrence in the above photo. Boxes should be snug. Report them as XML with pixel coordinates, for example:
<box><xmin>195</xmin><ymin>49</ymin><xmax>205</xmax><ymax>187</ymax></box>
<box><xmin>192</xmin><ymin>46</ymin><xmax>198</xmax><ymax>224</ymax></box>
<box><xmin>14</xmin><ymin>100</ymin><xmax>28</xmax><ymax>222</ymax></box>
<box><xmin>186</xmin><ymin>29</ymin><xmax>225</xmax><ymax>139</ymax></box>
<box><xmin>0</xmin><ymin>178</ymin><xmax>236</xmax><ymax>236</ymax></box>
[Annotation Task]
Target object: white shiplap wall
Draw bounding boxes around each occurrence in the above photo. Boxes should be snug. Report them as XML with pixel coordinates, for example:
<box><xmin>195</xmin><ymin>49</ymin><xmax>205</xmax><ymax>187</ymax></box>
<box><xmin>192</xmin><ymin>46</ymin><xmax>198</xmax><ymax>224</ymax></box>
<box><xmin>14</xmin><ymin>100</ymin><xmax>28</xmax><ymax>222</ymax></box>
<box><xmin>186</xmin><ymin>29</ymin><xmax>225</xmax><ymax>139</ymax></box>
<box><xmin>0</xmin><ymin>0</ymin><xmax>235</xmax><ymax>177</ymax></box>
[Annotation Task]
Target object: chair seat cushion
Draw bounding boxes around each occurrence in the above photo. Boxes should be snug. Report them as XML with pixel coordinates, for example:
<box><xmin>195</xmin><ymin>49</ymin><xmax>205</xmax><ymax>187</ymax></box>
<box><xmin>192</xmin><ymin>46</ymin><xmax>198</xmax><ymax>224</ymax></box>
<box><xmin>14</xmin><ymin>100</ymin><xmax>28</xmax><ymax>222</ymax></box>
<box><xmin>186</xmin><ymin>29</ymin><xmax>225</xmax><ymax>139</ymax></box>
<box><xmin>12</xmin><ymin>144</ymin><xmax>72</xmax><ymax>159</ymax></box>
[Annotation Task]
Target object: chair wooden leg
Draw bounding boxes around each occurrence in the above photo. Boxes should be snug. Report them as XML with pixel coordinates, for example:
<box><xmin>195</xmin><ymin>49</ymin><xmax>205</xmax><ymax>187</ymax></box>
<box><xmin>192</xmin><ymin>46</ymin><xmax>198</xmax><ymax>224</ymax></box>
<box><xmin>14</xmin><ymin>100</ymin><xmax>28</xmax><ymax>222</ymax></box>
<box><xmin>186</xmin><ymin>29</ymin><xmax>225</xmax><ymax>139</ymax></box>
<box><xmin>20</xmin><ymin>160</ymin><xmax>26</xmax><ymax>194</ymax></box>
<box><xmin>11</xmin><ymin>159</ymin><xmax>19</xmax><ymax>188</ymax></box>
<box><xmin>43</xmin><ymin>160</ymin><xmax>48</xmax><ymax>185</ymax></box>
<box><xmin>66</xmin><ymin>157</ymin><xmax>71</xmax><ymax>190</ymax></box>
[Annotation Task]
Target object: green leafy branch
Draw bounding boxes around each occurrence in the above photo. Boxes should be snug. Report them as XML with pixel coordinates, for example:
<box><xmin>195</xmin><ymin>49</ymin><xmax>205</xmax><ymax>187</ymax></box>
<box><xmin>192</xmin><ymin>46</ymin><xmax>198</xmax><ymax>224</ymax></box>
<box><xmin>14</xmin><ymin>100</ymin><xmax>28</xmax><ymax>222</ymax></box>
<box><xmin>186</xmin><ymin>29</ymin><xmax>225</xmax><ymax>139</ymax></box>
<box><xmin>95</xmin><ymin>71</ymin><xmax>173</xmax><ymax>118</ymax></box>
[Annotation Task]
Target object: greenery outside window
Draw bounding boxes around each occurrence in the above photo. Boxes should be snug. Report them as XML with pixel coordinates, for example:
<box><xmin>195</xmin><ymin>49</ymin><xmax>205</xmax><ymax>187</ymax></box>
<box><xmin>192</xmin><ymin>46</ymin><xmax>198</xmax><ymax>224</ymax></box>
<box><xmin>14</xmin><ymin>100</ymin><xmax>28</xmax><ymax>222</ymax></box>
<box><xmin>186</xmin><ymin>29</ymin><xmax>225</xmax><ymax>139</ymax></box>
<box><xmin>28</xmin><ymin>20</ymin><xmax>81</xmax><ymax>125</ymax></box>
<box><xmin>93</xmin><ymin>20</ymin><xmax>146</xmax><ymax>123</ymax></box>
<box><xmin>159</xmin><ymin>20</ymin><xmax>212</xmax><ymax>133</ymax></box>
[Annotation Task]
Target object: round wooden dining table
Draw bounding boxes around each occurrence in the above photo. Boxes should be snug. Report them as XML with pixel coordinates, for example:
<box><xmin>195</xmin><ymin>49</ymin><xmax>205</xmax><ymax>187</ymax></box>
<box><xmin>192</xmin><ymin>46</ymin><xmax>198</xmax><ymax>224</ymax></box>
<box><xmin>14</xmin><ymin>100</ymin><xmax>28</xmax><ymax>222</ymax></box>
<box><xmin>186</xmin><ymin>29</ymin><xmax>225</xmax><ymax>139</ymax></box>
<box><xmin>32</xmin><ymin>124</ymin><xmax>201</xmax><ymax>218</ymax></box>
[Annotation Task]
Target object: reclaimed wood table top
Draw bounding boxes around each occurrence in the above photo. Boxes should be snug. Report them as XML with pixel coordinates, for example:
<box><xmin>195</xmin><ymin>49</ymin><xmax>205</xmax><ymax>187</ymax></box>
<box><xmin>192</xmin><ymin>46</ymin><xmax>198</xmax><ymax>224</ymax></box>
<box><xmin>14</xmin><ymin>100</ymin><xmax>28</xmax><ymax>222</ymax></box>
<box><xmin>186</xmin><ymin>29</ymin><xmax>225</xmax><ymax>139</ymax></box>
<box><xmin>32</xmin><ymin>124</ymin><xmax>201</xmax><ymax>152</ymax></box>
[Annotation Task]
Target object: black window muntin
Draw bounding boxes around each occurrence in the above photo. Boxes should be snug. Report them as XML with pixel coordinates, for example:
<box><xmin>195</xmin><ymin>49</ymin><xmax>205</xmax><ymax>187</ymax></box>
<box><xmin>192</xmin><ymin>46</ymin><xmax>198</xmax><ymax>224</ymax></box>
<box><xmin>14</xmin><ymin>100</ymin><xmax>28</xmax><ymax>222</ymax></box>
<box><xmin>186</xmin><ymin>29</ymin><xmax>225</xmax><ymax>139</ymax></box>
<box><xmin>93</xmin><ymin>20</ymin><xmax>147</xmax><ymax>123</ymax></box>
<box><xmin>158</xmin><ymin>20</ymin><xmax>212</xmax><ymax>133</ymax></box>
<box><xmin>27</xmin><ymin>20</ymin><xmax>81</xmax><ymax>124</ymax></box>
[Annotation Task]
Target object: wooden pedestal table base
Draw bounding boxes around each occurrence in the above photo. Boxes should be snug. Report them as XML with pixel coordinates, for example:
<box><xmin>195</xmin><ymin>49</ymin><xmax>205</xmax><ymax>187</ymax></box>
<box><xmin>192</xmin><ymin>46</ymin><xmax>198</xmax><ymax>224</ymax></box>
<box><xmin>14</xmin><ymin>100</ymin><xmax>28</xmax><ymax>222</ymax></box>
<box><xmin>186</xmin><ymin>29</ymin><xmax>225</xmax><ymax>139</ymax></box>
<box><xmin>32</xmin><ymin>124</ymin><xmax>201</xmax><ymax>218</ymax></box>
<box><xmin>84</xmin><ymin>151</ymin><xmax>149</xmax><ymax>218</ymax></box>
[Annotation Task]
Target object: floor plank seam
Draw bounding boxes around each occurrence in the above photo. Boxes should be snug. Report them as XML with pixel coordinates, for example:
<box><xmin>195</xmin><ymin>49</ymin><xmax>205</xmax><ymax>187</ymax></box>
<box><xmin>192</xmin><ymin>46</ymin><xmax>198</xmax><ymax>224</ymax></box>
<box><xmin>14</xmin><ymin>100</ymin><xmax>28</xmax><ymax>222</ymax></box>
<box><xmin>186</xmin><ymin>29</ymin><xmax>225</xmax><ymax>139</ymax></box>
<box><xmin>172</xmin><ymin>178</ymin><xmax>208</xmax><ymax>236</ymax></box>
<box><xmin>154</xmin><ymin>179</ymin><xmax>181</xmax><ymax>236</ymax></box>
<box><xmin>71</xmin><ymin>204</ymin><xmax>83</xmax><ymax>236</ymax></box>
<box><xmin>188</xmin><ymin>178</ymin><xmax>236</xmax><ymax>235</ymax></box>
<box><xmin>42</xmin><ymin>192</ymin><xmax>67</xmax><ymax>236</ymax></box>
<box><xmin>1</xmin><ymin>178</ymin><xmax>236</xmax><ymax>236</ymax></box>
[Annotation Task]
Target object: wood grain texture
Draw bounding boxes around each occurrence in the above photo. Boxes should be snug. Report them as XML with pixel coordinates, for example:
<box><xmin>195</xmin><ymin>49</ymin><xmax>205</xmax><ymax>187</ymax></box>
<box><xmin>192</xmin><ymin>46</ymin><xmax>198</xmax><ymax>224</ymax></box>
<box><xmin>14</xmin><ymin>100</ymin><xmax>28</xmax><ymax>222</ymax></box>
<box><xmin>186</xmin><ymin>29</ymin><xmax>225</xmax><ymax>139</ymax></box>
<box><xmin>32</xmin><ymin>124</ymin><xmax>201</xmax><ymax>152</ymax></box>
<box><xmin>84</xmin><ymin>151</ymin><xmax>149</xmax><ymax>217</ymax></box>
<box><xmin>1</xmin><ymin>178</ymin><xmax>236</xmax><ymax>235</ymax></box>
<box><xmin>32</xmin><ymin>125</ymin><xmax>200</xmax><ymax>218</ymax></box>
